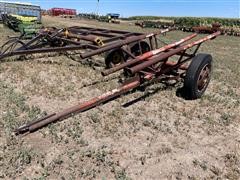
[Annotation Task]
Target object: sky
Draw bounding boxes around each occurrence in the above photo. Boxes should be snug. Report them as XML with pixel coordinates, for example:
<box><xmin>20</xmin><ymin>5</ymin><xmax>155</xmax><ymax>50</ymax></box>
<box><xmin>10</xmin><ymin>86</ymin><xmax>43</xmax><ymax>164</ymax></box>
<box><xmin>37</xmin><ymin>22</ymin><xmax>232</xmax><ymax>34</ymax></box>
<box><xmin>6</xmin><ymin>0</ymin><xmax>240</xmax><ymax>18</ymax></box>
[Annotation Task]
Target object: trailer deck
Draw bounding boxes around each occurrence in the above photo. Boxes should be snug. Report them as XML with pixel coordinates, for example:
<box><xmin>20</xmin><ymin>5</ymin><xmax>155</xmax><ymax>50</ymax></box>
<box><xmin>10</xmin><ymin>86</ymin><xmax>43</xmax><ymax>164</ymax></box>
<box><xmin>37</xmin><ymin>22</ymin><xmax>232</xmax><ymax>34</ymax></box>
<box><xmin>0</xmin><ymin>26</ymin><xmax>170</xmax><ymax>67</ymax></box>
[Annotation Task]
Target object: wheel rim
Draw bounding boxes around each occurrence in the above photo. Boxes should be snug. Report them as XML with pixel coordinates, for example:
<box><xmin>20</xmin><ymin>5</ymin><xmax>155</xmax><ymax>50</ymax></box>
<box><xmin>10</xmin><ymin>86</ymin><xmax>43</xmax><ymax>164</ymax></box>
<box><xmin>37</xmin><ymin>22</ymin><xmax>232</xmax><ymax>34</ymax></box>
<box><xmin>112</xmin><ymin>52</ymin><xmax>122</xmax><ymax>64</ymax></box>
<box><xmin>110</xmin><ymin>51</ymin><xmax>123</xmax><ymax>66</ymax></box>
<box><xmin>105</xmin><ymin>50</ymin><xmax>125</xmax><ymax>68</ymax></box>
<box><xmin>197</xmin><ymin>64</ymin><xmax>211</xmax><ymax>92</ymax></box>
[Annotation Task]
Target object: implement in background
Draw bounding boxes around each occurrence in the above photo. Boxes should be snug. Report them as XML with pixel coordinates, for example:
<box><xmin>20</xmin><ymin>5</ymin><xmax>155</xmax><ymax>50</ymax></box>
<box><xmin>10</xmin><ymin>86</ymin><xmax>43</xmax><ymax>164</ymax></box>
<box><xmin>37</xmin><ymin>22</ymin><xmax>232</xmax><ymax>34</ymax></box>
<box><xmin>0</xmin><ymin>1</ymin><xmax>42</xmax><ymax>38</ymax></box>
<box><xmin>1</xmin><ymin>14</ymin><xmax>42</xmax><ymax>38</ymax></box>
<box><xmin>0</xmin><ymin>26</ymin><xmax>170</xmax><ymax>67</ymax></box>
<box><xmin>0</xmin><ymin>1</ymin><xmax>41</xmax><ymax>22</ymax></box>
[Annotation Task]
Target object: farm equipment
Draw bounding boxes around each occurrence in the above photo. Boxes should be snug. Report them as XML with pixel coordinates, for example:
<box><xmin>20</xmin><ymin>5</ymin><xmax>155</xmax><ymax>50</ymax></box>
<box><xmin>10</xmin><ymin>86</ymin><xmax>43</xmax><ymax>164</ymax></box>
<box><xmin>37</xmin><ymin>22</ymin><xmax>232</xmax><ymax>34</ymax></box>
<box><xmin>10</xmin><ymin>28</ymin><xmax>220</xmax><ymax>135</ymax></box>
<box><xmin>49</xmin><ymin>8</ymin><xmax>77</xmax><ymax>18</ymax></box>
<box><xmin>78</xmin><ymin>13</ymin><xmax>99</xmax><ymax>20</ymax></box>
<box><xmin>0</xmin><ymin>26</ymin><xmax>170</xmax><ymax>67</ymax></box>
<box><xmin>0</xmin><ymin>1</ymin><xmax>41</xmax><ymax>22</ymax></box>
<box><xmin>135</xmin><ymin>20</ymin><xmax>175</xmax><ymax>29</ymax></box>
<box><xmin>1</xmin><ymin>14</ymin><xmax>42</xmax><ymax>38</ymax></box>
<box><xmin>193</xmin><ymin>23</ymin><xmax>221</xmax><ymax>34</ymax></box>
<box><xmin>106</xmin><ymin>13</ymin><xmax>120</xmax><ymax>24</ymax></box>
<box><xmin>134</xmin><ymin>17</ymin><xmax>240</xmax><ymax>36</ymax></box>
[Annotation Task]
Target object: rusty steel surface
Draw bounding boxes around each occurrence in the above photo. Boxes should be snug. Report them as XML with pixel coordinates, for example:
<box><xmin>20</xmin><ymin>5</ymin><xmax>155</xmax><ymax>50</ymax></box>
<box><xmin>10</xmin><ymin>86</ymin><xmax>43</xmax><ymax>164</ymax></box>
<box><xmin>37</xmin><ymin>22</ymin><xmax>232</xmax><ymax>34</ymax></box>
<box><xmin>80</xmin><ymin>28</ymin><xmax>170</xmax><ymax>59</ymax></box>
<box><xmin>15</xmin><ymin>77</ymin><xmax>141</xmax><ymax>134</ymax></box>
<box><xmin>14</xmin><ymin>32</ymin><xmax>220</xmax><ymax>135</ymax></box>
<box><xmin>102</xmin><ymin>33</ymin><xmax>198</xmax><ymax>76</ymax></box>
<box><xmin>0</xmin><ymin>26</ymin><xmax>170</xmax><ymax>62</ymax></box>
<box><xmin>197</xmin><ymin>64</ymin><xmax>211</xmax><ymax>91</ymax></box>
<box><xmin>128</xmin><ymin>31</ymin><xmax>221</xmax><ymax>75</ymax></box>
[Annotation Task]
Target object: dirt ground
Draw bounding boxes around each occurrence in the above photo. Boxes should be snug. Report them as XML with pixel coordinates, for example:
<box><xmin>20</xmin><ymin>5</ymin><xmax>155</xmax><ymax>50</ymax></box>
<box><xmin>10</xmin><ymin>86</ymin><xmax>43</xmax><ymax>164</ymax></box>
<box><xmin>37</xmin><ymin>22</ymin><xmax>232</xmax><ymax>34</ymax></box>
<box><xmin>0</xmin><ymin>16</ymin><xmax>240</xmax><ymax>179</ymax></box>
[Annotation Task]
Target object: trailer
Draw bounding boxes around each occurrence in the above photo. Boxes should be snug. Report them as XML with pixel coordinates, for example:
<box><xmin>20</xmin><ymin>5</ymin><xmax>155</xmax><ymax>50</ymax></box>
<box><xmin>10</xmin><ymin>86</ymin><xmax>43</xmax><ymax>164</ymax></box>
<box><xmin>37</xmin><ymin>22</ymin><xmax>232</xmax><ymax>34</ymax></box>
<box><xmin>0</xmin><ymin>26</ymin><xmax>170</xmax><ymax>67</ymax></box>
<box><xmin>0</xmin><ymin>27</ymin><xmax>220</xmax><ymax>135</ymax></box>
<box><xmin>49</xmin><ymin>8</ymin><xmax>77</xmax><ymax>18</ymax></box>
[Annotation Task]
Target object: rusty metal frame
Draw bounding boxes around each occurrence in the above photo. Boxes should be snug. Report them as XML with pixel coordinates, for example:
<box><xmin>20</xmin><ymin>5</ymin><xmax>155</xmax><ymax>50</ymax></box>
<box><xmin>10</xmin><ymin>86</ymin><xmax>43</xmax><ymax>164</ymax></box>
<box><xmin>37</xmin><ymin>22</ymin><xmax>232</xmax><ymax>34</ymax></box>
<box><xmin>0</xmin><ymin>26</ymin><xmax>170</xmax><ymax>63</ymax></box>
<box><xmin>14</xmin><ymin>31</ymin><xmax>221</xmax><ymax>135</ymax></box>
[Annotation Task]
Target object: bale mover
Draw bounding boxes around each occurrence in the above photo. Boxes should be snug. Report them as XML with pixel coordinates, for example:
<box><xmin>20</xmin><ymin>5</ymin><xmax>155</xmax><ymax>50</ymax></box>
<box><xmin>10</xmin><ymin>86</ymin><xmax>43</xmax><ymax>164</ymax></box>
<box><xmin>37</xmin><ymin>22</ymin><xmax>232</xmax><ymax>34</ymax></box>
<box><xmin>0</xmin><ymin>26</ymin><xmax>220</xmax><ymax>135</ymax></box>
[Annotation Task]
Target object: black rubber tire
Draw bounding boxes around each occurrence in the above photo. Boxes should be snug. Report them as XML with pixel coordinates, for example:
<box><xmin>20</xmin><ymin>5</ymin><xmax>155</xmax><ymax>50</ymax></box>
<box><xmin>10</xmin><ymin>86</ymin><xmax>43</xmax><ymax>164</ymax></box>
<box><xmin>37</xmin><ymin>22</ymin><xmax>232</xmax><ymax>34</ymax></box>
<box><xmin>105</xmin><ymin>49</ymin><xmax>125</xmax><ymax>68</ymax></box>
<box><xmin>183</xmin><ymin>53</ymin><xmax>212</xmax><ymax>100</ymax></box>
<box><xmin>130</xmin><ymin>41</ymin><xmax>150</xmax><ymax>56</ymax></box>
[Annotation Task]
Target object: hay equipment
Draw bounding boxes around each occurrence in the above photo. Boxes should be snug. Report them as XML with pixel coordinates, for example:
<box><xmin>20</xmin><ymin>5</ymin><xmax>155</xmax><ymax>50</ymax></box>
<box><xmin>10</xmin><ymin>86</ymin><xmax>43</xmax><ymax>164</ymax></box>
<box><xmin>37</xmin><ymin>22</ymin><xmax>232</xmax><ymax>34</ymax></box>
<box><xmin>5</xmin><ymin>27</ymin><xmax>220</xmax><ymax>135</ymax></box>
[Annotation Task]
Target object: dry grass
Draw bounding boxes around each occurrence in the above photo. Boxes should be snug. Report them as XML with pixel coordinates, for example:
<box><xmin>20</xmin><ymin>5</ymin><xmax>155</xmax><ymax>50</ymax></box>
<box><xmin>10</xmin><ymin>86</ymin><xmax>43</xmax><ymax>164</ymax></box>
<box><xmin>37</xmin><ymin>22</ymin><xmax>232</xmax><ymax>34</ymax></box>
<box><xmin>0</xmin><ymin>16</ymin><xmax>239</xmax><ymax>179</ymax></box>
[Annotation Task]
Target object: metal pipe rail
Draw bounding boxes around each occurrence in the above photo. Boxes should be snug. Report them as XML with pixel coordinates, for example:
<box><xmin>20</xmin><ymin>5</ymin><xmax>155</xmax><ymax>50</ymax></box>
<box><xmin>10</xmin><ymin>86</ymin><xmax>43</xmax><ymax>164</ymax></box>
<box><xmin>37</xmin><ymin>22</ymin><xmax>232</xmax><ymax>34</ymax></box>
<box><xmin>128</xmin><ymin>31</ymin><xmax>221</xmax><ymax>75</ymax></box>
<box><xmin>15</xmin><ymin>76</ymin><xmax>142</xmax><ymax>134</ymax></box>
<box><xmin>0</xmin><ymin>27</ymin><xmax>170</xmax><ymax>61</ymax></box>
<box><xmin>101</xmin><ymin>33</ymin><xmax>198</xmax><ymax>76</ymax></box>
<box><xmin>80</xmin><ymin>28</ymin><xmax>170</xmax><ymax>59</ymax></box>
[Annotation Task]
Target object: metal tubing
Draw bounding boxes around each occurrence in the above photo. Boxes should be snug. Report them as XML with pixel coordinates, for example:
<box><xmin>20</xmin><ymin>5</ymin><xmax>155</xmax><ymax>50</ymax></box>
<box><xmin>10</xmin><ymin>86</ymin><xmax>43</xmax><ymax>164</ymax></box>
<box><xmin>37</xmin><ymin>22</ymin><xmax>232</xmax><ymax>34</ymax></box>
<box><xmin>15</xmin><ymin>78</ymin><xmax>141</xmax><ymax>134</ymax></box>
<box><xmin>69</xmin><ymin>29</ymin><xmax>118</xmax><ymax>38</ymax></box>
<box><xmin>62</xmin><ymin>32</ymin><xmax>98</xmax><ymax>42</ymax></box>
<box><xmin>69</xmin><ymin>26</ymin><xmax>142</xmax><ymax>35</ymax></box>
<box><xmin>81</xmin><ymin>29</ymin><xmax>170</xmax><ymax>59</ymax></box>
<box><xmin>103</xmin><ymin>33</ymin><xmax>135</xmax><ymax>43</ymax></box>
<box><xmin>57</xmin><ymin>38</ymin><xmax>99</xmax><ymax>50</ymax></box>
<box><xmin>15</xmin><ymin>113</ymin><xmax>56</xmax><ymax>134</ymax></box>
<box><xmin>128</xmin><ymin>32</ymin><xmax>221</xmax><ymax>75</ymax></box>
<box><xmin>0</xmin><ymin>27</ymin><xmax>170</xmax><ymax>61</ymax></box>
<box><xmin>17</xmin><ymin>34</ymin><xmax>44</xmax><ymax>50</ymax></box>
<box><xmin>165</xmin><ymin>61</ymin><xmax>189</xmax><ymax>70</ymax></box>
<box><xmin>7</xmin><ymin>45</ymin><xmax>92</xmax><ymax>57</ymax></box>
<box><xmin>101</xmin><ymin>33</ymin><xmax>197</xmax><ymax>76</ymax></box>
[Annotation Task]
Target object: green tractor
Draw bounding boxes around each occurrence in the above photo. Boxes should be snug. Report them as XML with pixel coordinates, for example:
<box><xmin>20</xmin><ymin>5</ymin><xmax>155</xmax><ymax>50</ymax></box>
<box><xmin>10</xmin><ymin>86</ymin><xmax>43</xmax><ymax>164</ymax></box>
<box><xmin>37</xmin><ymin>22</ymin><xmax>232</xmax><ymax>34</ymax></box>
<box><xmin>2</xmin><ymin>14</ymin><xmax>42</xmax><ymax>38</ymax></box>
